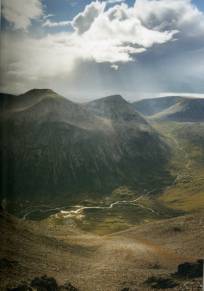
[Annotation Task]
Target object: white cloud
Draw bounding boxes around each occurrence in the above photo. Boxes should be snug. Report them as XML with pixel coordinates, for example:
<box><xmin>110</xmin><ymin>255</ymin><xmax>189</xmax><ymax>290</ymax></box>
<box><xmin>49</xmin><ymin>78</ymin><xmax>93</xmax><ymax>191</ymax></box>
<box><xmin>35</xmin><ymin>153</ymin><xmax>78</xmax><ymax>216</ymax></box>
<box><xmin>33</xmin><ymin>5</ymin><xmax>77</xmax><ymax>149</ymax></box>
<box><xmin>134</xmin><ymin>0</ymin><xmax>204</xmax><ymax>37</ymax></box>
<box><xmin>111</xmin><ymin>64</ymin><xmax>119</xmax><ymax>70</ymax></box>
<box><xmin>43</xmin><ymin>14</ymin><xmax>55</xmax><ymax>20</ymax></box>
<box><xmin>1</xmin><ymin>0</ymin><xmax>204</xmax><ymax>94</ymax></box>
<box><xmin>158</xmin><ymin>92</ymin><xmax>204</xmax><ymax>98</ymax></box>
<box><xmin>2</xmin><ymin>0</ymin><xmax>43</xmax><ymax>30</ymax></box>
<box><xmin>43</xmin><ymin>19</ymin><xmax>72</xmax><ymax>28</ymax></box>
<box><xmin>72</xmin><ymin>1</ymin><xmax>106</xmax><ymax>34</ymax></box>
<box><xmin>107</xmin><ymin>0</ymin><xmax>125</xmax><ymax>4</ymax></box>
<box><xmin>71</xmin><ymin>2</ymin><xmax>177</xmax><ymax>63</ymax></box>
<box><xmin>0</xmin><ymin>32</ymin><xmax>79</xmax><ymax>79</ymax></box>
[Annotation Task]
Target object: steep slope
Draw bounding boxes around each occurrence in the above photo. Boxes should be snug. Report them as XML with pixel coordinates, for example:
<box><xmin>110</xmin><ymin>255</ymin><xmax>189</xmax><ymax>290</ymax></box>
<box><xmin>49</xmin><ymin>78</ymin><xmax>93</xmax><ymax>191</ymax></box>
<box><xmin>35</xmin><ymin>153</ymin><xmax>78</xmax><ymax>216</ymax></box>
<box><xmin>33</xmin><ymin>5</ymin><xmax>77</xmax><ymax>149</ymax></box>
<box><xmin>0</xmin><ymin>90</ymin><xmax>172</xmax><ymax>207</ymax></box>
<box><xmin>154</xmin><ymin>121</ymin><xmax>204</xmax><ymax>212</ymax></box>
<box><xmin>132</xmin><ymin>96</ymin><xmax>184</xmax><ymax>116</ymax></box>
<box><xmin>1</xmin><ymin>89</ymin><xmax>103</xmax><ymax>129</ymax></box>
<box><xmin>153</xmin><ymin>98</ymin><xmax>204</xmax><ymax>122</ymax></box>
<box><xmin>87</xmin><ymin>94</ymin><xmax>146</xmax><ymax>123</ymax></box>
<box><xmin>86</xmin><ymin>94</ymin><xmax>173</xmax><ymax>190</ymax></box>
<box><xmin>0</xmin><ymin>89</ymin><xmax>60</xmax><ymax>113</ymax></box>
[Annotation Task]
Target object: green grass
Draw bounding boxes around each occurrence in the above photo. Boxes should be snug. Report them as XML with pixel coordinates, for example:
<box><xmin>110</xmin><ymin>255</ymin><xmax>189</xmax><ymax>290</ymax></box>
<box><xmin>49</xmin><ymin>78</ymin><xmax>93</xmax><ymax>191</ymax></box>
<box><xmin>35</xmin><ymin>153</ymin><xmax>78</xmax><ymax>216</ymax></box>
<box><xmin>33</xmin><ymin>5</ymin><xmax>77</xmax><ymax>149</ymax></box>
<box><xmin>46</xmin><ymin>194</ymin><xmax>182</xmax><ymax>235</ymax></box>
<box><xmin>153</xmin><ymin>121</ymin><xmax>204</xmax><ymax>212</ymax></box>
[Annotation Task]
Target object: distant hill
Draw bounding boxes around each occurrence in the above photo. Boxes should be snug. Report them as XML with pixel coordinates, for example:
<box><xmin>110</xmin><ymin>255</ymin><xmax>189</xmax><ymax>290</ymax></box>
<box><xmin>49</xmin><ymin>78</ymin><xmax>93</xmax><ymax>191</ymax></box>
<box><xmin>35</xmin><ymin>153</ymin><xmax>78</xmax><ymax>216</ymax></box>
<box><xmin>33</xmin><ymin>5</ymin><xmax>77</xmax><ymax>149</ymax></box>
<box><xmin>132</xmin><ymin>96</ymin><xmax>184</xmax><ymax>116</ymax></box>
<box><xmin>0</xmin><ymin>89</ymin><xmax>172</xmax><ymax>204</ymax></box>
<box><xmin>133</xmin><ymin>96</ymin><xmax>204</xmax><ymax>122</ymax></box>
<box><xmin>154</xmin><ymin>98</ymin><xmax>204</xmax><ymax>122</ymax></box>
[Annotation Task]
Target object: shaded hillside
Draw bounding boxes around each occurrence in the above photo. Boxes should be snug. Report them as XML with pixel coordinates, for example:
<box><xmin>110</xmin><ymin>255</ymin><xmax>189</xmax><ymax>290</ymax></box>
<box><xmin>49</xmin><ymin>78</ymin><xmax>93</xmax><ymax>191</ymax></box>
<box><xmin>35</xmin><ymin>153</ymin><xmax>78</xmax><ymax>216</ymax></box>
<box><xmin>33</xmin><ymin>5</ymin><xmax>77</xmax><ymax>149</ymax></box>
<box><xmin>132</xmin><ymin>96</ymin><xmax>184</xmax><ymax>116</ymax></box>
<box><xmin>154</xmin><ymin>98</ymin><xmax>204</xmax><ymax>122</ymax></box>
<box><xmin>86</xmin><ymin>94</ymin><xmax>146</xmax><ymax>123</ymax></box>
<box><xmin>0</xmin><ymin>89</ymin><xmax>102</xmax><ymax>129</ymax></box>
<box><xmin>0</xmin><ymin>90</ymin><xmax>173</xmax><ymax>205</ymax></box>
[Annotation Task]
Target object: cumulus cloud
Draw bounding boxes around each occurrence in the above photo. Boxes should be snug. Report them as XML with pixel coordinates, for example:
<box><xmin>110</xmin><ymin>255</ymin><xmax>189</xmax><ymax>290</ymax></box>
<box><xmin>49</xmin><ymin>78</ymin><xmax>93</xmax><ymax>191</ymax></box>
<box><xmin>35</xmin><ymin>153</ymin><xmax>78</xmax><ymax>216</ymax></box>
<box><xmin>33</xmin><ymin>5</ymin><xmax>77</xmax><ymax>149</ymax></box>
<box><xmin>2</xmin><ymin>0</ymin><xmax>43</xmax><ymax>30</ymax></box>
<box><xmin>68</xmin><ymin>1</ymin><xmax>177</xmax><ymax>64</ymax></box>
<box><xmin>72</xmin><ymin>1</ymin><xmax>106</xmax><ymax>34</ymax></box>
<box><xmin>81</xmin><ymin>4</ymin><xmax>176</xmax><ymax>63</ymax></box>
<box><xmin>134</xmin><ymin>0</ymin><xmax>204</xmax><ymax>37</ymax></box>
<box><xmin>1</xmin><ymin>0</ymin><xmax>204</xmax><ymax>95</ymax></box>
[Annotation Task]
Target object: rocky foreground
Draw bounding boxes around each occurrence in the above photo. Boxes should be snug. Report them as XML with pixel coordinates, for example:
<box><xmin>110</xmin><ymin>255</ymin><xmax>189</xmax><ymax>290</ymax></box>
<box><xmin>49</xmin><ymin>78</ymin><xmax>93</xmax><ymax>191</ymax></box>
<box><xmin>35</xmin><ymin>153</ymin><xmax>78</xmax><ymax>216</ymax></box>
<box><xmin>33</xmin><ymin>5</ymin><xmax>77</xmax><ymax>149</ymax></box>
<box><xmin>0</xmin><ymin>209</ymin><xmax>204</xmax><ymax>291</ymax></box>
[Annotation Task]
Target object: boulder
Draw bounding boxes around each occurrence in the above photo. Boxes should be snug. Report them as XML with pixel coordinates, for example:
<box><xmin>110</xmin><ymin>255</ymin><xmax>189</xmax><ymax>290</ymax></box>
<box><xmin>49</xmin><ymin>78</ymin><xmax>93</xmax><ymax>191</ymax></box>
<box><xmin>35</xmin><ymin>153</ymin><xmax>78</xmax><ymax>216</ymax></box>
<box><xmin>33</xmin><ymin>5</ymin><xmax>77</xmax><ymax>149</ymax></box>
<box><xmin>145</xmin><ymin>276</ymin><xmax>178</xmax><ymax>289</ymax></box>
<box><xmin>59</xmin><ymin>282</ymin><xmax>78</xmax><ymax>291</ymax></box>
<box><xmin>7</xmin><ymin>285</ymin><xmax>32</xmax><ymax>291</ymax></box>
<box><xmin>31</xmin><ymin>275</ymin><xmax>58</xmax><ymax>291</ymax></box>
<box><xmin>176</xmin><ymin>260</ymin><xmax>203</xmax><ymax>278</ymax></box>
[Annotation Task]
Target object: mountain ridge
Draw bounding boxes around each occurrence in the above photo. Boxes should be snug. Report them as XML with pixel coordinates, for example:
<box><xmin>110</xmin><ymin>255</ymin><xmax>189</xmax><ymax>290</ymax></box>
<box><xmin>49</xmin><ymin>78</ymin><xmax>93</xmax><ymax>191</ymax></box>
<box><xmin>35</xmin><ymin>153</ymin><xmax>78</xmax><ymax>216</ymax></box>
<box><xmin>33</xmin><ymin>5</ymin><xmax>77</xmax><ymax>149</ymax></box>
<box><xmin>86</xmin><ymin>94</ymin><xmax>147</xmax><ymax>123</ymax></box>
<box><xmin>0</xmin><ymin>89</ymin><xmax>172</xmax><ymax>206</ymax></box>
<box><xmin>133</xmin><ymin>95</ymin><xmax>204</xmax><ymax>122</ymax></box>
<box><xmin>153</xmin><ymin>98</ymin><xmax>204</xmax><ymax>122</ymax></box>
<box><xmin>132</xmin><ymin>96</ymin><xmax>185</xmax><ymax>116</ymax></box>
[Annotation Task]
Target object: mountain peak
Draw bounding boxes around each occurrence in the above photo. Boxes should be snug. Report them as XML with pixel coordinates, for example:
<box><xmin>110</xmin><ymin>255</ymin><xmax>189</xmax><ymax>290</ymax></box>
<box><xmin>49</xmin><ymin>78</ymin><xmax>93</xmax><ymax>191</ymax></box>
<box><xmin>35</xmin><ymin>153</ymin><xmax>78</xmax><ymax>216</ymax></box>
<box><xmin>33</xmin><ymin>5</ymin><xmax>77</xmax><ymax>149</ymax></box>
<box><xmin>96</xmin><ymin>94</ymin><xmax>127</xmax><ymax>104</ymax></box>
<box><xmin>87</xmin><ymin>94</ymin><xmax>146</xmax><ymax>123</ymax></box>
<box><xmin>23</xmin><ymin>88</ymin><xmax>57</xmax><ymax>96</ymax></box>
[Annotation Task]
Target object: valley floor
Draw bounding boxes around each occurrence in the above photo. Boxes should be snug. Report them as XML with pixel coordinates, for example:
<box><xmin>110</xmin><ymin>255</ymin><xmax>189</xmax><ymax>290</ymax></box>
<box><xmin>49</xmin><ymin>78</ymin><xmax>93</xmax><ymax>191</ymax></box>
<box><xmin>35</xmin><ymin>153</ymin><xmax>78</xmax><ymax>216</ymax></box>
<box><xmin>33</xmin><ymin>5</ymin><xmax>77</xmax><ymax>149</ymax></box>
<box><xmin>1</xmin><ymin>209</ymin><xmax>203</xmax><ymax>291</ymax></box>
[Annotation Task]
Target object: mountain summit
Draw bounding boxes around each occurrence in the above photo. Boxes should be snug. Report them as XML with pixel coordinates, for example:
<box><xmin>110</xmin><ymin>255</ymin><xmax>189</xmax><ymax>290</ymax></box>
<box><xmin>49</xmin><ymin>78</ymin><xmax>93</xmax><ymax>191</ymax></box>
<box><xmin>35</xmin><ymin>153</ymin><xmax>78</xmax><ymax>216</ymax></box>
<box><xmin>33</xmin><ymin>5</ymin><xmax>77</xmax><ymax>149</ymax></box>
<box><xmin>87</xmin><ymin>95</ymin><xmax>146</xmax><ymax>123</ymax></box>
<box><xmin>24</xmin><ymin>88</ymin><xmax>56</xmax><ymax>95</ymax></box>
<box><xmin>0</xmin><ymin>89</ymin><xmax>62</xmax><ymax>114</ymax></box>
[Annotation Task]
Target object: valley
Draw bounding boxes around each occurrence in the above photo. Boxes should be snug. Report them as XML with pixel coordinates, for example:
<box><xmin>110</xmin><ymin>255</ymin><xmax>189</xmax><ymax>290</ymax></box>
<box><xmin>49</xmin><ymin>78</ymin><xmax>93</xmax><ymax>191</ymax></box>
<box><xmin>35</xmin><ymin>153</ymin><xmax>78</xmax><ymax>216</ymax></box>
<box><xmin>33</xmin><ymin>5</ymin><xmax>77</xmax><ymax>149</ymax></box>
<box><xmin>154</xmin><ymin>121</ymin><xmax>204</xmax><ymax>212</ymax></box>
<box><xmin>0</xmin><ymin>90</ymin><xmax>204</xmax><ymax>290</ymax></box>
<box><xmin>1</xmin><ymin>209</ymin><xmax>203</xmax><ymax>290</ymax></box>
<box><xmin>29</xmin><ymin>194</ymin><xmax>182</xmax><ymax>235</ymax></box>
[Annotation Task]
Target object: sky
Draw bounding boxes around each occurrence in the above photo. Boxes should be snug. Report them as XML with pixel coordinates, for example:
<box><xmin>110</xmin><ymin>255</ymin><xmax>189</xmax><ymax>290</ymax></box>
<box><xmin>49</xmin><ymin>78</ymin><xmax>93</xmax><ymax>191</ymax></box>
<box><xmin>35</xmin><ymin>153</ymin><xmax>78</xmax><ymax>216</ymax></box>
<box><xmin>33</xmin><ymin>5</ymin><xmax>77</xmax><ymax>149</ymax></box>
<box><xmin>1</xmin><ymin>0</ymin><xmax>204</xmax><ymax>101</ymax></box>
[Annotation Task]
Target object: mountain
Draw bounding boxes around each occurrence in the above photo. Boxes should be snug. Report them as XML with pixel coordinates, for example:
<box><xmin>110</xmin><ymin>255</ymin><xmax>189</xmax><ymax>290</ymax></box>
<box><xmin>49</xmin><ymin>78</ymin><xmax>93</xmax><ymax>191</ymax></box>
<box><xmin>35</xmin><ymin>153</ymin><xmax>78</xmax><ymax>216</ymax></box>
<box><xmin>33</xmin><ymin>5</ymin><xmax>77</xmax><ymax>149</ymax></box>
<box><xmin>86</xmin><ymin>94</ymin><xmax>146</xmax><ymax>123</ymax></box>
<box><xmin>133</xmin><ymin>96</ymin><xmax>204</xmax><ymax>122</ymax></box>
<box><xmin>0</xmin><ymin>89</ymin><xmax>101</xmax><ymax>129</ymax></box>
<box><xmin>0</xmin><ymin>90</ymin><xmax>172</xmax><ymax>206</ymax></box>
<box><xmin>153</xmin><ymin>98</ymin><xmax>204</xmax><ymax>122</ymax></box>
<box><xmin>0</xmin><ymin>89</ymin><xmax>60</xmax><ymax>113</ymax></box>
<box><xmin>132</xmin><ymin>96</ymin><xmax>184</xmax><ymax>116</ymax></box>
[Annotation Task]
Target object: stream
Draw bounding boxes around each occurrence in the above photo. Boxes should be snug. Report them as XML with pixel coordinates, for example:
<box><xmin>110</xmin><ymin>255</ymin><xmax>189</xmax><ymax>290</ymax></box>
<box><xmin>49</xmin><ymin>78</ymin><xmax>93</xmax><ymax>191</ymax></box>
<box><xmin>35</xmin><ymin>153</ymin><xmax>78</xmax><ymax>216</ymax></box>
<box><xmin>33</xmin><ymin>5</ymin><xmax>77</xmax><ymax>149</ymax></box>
<box><xmin>22</xmin><ymin>195</ymin><xmax>158</xmax><ymax>220</ymax></box>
